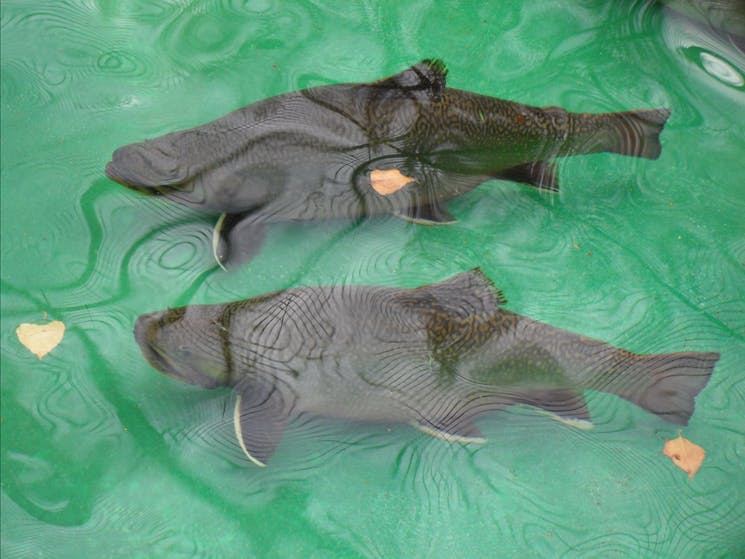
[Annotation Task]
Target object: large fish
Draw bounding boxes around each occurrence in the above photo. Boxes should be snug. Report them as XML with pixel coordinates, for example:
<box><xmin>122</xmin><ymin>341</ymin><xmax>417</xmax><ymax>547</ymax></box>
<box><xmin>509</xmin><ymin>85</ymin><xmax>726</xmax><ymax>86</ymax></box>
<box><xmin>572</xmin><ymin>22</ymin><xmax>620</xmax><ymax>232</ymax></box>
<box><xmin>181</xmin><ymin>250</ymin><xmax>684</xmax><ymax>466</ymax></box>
<box><xmin>134</xmin><ymin>269</ymin><xmax>718</xmax><ymax>466</ymax></box>
<box><xmin>107</xmin><ymin>60</ymin><xmax>671</xmax><ymax>268</ymax></box>
<box><xmin>659</xmin><ymin>0</ymin><xmax>745</xmax><ymax>49</ymax></box>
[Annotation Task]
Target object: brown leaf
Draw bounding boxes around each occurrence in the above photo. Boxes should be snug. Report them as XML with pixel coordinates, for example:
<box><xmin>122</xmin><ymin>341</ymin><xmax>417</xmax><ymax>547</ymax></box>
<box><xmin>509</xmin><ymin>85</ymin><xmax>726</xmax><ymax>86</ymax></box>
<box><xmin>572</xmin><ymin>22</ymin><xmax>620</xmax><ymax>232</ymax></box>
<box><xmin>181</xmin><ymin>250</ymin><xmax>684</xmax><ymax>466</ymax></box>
<box><xmin>370</xmin><ymin>168</ymin><xmax>415</xmax><ymax>195</ymax></box>
<box><xmin>663</xmin><ymin>435</ymin><xmax>705</xmax><ymax>479</ymax></box>
<box><xmin>16</xmin><ymin>320</ymin><xmax>65</xmax><ymax>360</ymax></box>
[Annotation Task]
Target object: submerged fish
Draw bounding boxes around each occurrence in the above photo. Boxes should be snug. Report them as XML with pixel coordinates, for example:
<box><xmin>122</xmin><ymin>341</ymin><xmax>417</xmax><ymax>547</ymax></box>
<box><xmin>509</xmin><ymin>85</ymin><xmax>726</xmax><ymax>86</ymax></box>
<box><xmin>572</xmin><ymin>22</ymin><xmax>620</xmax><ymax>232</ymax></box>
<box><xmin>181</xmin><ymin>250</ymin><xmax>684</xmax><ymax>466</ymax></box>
<box><xmin>134</xmin><ymin>269</ymin><xmax>718</xmax><ymax>466</ymax></box>
<box><xmin>659</xmin><ymin>0</ymin><xmax>745</xmax><ymax>50</ymax></box>
<box><xmin>107</xmin><ymin>60</ymin><xmax>671</xmax><ymax>268</ymax></box>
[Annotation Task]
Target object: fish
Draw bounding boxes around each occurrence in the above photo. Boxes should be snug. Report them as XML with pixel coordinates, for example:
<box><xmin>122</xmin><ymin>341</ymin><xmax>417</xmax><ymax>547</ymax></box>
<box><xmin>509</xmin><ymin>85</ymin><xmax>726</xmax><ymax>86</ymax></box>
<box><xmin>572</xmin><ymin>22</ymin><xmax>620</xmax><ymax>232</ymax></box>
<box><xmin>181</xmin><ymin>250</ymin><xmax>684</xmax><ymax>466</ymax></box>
<box><xmin>659</xmin><ymin>0</ymin><xmax>745</xmax><ymax>51</ymax></box>
<box><xmin>106</xmin><ymin>60</ymin><xmax>671</xmax><ymax>268</ymax></box>
<box><xmin>133</xmin><ymin>269</ymin><xmax>718</xmax><ymax>466</ymax></box>
<box><xmin>659</xmin><ymin>0</ymin><xmax>745</xmax><ymax>85</ymax></box>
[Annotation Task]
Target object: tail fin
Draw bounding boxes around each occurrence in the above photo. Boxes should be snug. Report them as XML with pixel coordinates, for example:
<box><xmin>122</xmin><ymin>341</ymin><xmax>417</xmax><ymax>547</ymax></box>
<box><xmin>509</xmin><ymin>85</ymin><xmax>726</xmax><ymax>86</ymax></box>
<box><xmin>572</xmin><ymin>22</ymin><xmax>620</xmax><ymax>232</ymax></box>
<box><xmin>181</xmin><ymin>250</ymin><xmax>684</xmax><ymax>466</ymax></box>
<box><xmin>573</xmin><ymin>108</ymin><xmax>671</xmax><ymax>160</ymax></box>
<box><xmin>605</xmin><ymin>108</ymin><xmax>671</xmax><ymax>160</ymax></box>
<box><xmin>613</xmin><ymin>351</ymin><xmax>719</xmax><ymax>425</ymax></box>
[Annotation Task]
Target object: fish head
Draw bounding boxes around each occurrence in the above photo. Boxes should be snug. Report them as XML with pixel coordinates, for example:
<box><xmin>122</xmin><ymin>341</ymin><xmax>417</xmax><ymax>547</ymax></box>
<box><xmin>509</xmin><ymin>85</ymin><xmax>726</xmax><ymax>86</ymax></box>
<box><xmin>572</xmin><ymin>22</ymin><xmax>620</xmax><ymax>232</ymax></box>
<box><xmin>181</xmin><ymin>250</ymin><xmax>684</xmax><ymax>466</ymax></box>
<box><xmin>134</xmin><ymin>305</ymin><xmax>231</xmax><ymax>389</ymax></box>
<box><xmin>106</xmin><ymin>137</ymin><xmax>190</xmax><ymax>193</ymax></box>
<box><xmin>106</xmin><ymin>139</ymin><xmax>235</xmax><ymax>210</ymax></box>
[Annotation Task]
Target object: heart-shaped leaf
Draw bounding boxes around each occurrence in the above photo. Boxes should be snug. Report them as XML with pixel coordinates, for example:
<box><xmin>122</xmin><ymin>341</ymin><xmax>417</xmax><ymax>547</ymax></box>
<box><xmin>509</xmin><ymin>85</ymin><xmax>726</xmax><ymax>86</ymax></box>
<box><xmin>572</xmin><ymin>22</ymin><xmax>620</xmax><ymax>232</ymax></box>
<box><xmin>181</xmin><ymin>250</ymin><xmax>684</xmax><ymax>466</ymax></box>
<box><xmin>16</xmin><ymin>320</ymin><xmax>65</xmax><ymax>360</ymax></box>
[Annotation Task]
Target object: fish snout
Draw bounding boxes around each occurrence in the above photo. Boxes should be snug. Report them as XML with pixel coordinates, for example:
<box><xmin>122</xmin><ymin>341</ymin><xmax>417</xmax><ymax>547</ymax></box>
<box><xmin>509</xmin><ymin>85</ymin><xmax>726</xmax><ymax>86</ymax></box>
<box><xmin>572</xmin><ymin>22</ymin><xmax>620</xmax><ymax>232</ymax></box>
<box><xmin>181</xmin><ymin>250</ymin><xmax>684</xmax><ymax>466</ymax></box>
<box><xmin>106</xmin><ymin>141</ymin><xmax>187</xmax><ymax>190</ymax></box>
<box><xmin>134</xmin><ymin>310</ymin><xmax>173</xmax><ymax>374</ymax></box>
<box><xmin>134</xmin><ymin>309</ymin><xmax>198</xmax><ymax>382</ymax></box>
<box><xmin>133</xmin><ymin>307</ymin><xmax>230</xmax><ymax>389</ymax></box>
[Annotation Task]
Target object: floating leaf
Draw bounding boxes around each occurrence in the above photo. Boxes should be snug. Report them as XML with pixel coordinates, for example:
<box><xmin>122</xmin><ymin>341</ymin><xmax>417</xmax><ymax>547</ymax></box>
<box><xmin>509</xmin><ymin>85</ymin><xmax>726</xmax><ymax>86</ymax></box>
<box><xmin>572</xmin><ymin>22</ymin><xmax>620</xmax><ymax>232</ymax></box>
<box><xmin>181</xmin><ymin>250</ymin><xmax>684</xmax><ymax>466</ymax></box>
<box><xmin>16</xmin><ymin>320</ymin><xmax>65</xmax><ymax>360</ymax></box>
<box><xmin>370</xmin><ymin>168</ymin><xmax>415</xmax><ymax>195</ymax></box>
<box><xmin>663</xmin><ymin>434</ymin><xmax>705</xmax><ymax>479</ymax></box>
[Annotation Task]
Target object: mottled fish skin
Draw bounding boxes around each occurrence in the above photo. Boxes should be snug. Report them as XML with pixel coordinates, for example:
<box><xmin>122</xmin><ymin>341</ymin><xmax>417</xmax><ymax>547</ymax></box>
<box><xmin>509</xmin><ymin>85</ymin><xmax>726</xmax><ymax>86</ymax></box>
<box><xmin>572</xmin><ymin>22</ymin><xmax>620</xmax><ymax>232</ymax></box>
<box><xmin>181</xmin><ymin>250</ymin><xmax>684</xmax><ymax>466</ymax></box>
<box><xmin>107</xmin><ymin>60</ymin><xmax>671</xmax><ymax>267</ymax></box>
<box><xmin>134</xmin><ymin>269</ymin><xmax>718</xmax><ymax>466</ymax></box>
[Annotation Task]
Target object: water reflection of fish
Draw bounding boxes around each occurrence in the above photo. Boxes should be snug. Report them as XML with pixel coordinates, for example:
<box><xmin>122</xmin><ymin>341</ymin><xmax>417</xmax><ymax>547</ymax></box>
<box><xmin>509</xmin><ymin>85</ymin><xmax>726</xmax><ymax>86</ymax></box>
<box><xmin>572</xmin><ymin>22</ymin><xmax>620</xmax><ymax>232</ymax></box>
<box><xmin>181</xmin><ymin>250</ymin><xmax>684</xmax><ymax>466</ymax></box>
<box><xmin>134</xmin><ymin>269</ymin><xmax>718</xmax><ymax>466</ymax></box>
<box><xmin>107</xmin><ymin>60</ymin><xmax>671</xmax><ymax>268</ymax></box>
<box><xmin>659</xmin><ymin>0</ymin><xmax>745</xmax><ymax>86</ymax></box>
<box><xmin>659</xmin><ymin>0</ymin><xmax>745</xmax><ymax>49</ymax></box>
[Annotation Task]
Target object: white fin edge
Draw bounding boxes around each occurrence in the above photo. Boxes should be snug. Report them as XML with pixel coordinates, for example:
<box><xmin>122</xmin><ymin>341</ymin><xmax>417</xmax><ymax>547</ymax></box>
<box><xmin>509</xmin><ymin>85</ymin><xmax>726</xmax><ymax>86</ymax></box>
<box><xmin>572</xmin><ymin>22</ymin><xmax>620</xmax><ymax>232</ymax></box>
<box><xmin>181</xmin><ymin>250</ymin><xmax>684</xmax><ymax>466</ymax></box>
<box><xmin>234</xmin><ymin>394</ymin><xmax>267</xmax><ymax>467</ymax></box>
<box><xmin>212</xmin><ymin>213</ymin><xmax>228</xmax><ymax>271</ymax></box>
<box><xmin>394</xmin><ymin>212</ymin><xmax>458</xmax><ymax>226</ymax></box>
<box><xmin>536</xmin><ymin>409</ymin><xmax>594</xmax><ymax>430</ymax></box>
<box><xmin>410</xmin><ymin>421</ymin><xmax>487</xmax><ymax>444</ymax></box>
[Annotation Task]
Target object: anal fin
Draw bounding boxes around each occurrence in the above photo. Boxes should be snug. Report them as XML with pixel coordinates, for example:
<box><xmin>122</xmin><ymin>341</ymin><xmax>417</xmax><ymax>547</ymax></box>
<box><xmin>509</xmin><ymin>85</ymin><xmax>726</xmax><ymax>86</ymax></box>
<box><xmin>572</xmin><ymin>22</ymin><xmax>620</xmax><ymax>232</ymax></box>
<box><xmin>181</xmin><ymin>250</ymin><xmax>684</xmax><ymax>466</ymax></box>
<box><xmin>520</xmin><ymin>388</ymin><xmax>593</xmax><ymax>429</ymax></box>
<box><xmin>395</xmin><ymin>203</ymin><xmax>457</xmax><ymax>225</ymax></box>
<box><xmin>537</xmin><ymin>409</ymin><xmax>594</xmax><ymax>430</ymax></box>
<box><xmin>495</xmin><ymin>160</ymin><xmax>559</xmax><ymax>191</ymax></box>
<box><xmin>412</xmin><ymin>416</ymin><xmax>486</xmax><ymax>444</ymax></box>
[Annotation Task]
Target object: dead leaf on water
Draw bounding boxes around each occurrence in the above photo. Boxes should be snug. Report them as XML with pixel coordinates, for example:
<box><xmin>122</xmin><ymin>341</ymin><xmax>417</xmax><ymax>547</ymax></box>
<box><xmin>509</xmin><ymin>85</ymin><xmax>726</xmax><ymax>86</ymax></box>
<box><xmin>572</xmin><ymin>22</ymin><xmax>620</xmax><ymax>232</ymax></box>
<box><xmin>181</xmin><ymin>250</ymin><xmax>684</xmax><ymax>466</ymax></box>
<box><xmin>370</xmin><ymin>168</ymin><xmax>415</xmax><ymax>195</ymax></box>
<box><xmin>663</xmin><ymin>434</ymin><xmax>705</xmax><ymax>479</ymax></box>
<box><xmin>16</xmin><ymin>320</ymin><xmax>65</xmax><ymax>360</ymax></box>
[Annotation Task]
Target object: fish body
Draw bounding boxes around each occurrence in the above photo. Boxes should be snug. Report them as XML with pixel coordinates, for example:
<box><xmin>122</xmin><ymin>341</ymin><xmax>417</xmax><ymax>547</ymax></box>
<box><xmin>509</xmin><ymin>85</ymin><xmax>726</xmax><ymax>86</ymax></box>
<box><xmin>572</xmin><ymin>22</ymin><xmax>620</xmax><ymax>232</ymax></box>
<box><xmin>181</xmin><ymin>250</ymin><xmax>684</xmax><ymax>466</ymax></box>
<box><xmin>659</xmin><ymin>0</ymin><xmax>745</xmax><ymax>46</ymax></box>
<box><xmin>134</xmin><ymin>270</ymin><xmax>718</xmax><ymax>466</ymax></box>
<box><xmin>107</xmin><ymin>60</ymin><xmax>671</xmax><ymax>267</ymax></box>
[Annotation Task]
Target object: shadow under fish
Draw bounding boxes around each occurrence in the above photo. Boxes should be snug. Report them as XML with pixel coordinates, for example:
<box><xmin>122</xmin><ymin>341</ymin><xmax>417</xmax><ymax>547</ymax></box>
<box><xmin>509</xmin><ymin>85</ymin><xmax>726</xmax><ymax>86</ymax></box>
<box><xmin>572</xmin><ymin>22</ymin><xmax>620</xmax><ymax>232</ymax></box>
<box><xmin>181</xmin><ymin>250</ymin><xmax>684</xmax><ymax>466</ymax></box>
<box><xmin>134</xmin><ymin>269</ymin><xmax>718</xmax><ymax>466</ymax></box>
<box><xmin>107</xmin><ymin>60</ymin><xmax>671</xmax><ymax>269</ymax></box>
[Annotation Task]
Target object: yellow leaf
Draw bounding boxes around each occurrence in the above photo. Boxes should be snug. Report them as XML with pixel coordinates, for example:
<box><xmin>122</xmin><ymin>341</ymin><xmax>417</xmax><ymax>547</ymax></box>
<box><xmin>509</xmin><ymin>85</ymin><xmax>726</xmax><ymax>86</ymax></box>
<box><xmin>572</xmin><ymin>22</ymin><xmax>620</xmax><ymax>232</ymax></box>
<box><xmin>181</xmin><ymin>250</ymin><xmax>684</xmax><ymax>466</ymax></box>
<box><xmin>16</xmin><ymin>320</ymin><xmax>65</xmax><ymax>360</ymax></box>
<box><xmin>663</xmin><ymin>435</ymin><xmax>705</xmax><ymax>479</ymax></box>
<box><xmin>370</xmin><ymin>168</ymin><xmax>415</xmax><ymax>195</ymax></box>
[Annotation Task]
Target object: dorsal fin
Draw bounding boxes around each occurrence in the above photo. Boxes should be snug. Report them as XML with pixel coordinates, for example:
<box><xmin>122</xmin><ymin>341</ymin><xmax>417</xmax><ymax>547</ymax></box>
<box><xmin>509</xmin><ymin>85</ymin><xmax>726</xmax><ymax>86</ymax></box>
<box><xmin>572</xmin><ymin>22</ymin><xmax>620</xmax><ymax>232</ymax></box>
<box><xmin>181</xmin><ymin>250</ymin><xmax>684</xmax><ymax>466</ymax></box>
<box><xmin>374</xmin><ymin>59</ymin><xmax>448</xmax><ymax>97</ymax></box>
<box><xmin>398</xmin><ymin>270</ymin><xmax>506</xmax><ymax>374</ymax></box>
<box><xmin>399</xmin><ymin>268</ymin><xmax>506</xmax><ymax>316</ymax></box>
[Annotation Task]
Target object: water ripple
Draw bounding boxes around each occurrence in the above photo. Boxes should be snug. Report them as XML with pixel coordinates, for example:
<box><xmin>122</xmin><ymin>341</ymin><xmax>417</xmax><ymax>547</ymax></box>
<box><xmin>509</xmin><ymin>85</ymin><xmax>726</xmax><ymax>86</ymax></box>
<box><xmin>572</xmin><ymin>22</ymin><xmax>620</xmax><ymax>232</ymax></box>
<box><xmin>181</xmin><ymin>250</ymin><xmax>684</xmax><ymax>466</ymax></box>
<box><xmin>95</xmin><ymin>49</ymin><xmax>151</xmax><ymax>79</ymax></box>
<box><xmin>0</xmin><ymin>472</ymin><xmax>234</xmax><ymax>558</ymax></box>
<box><xmin>2</xmin><ymin>0</ymin><xmax>743</xmax><ymax>555</ymax></box>
<box><xmin>155</xmin><ymin>0</ymin><xmax>315</xmax><ymax>78</ymax></box>
<box><xmin>0</xmin><ymin>58</ymin><xmax>55</xmax><ymax>107</ymax></box>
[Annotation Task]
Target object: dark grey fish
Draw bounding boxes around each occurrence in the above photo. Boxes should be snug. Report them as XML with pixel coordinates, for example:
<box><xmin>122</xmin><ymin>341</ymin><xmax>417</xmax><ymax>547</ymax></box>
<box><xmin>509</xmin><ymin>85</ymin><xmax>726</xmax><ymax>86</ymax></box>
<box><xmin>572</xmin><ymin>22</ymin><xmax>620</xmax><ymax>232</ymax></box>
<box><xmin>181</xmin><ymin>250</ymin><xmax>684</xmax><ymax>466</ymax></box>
<box><xmin>659</xmin><ymin>0</ymin><xmax>745</xmax><ymax>48</ymax></box>
<box><xmin>134</xmin><ymin>269</ymin><xmax>718</xmax><ymax>466</ymax></box>
<box><xmin>107</xmin><ymin>60</ymin><xmax>671</xmax><ymax>268</ymax></box>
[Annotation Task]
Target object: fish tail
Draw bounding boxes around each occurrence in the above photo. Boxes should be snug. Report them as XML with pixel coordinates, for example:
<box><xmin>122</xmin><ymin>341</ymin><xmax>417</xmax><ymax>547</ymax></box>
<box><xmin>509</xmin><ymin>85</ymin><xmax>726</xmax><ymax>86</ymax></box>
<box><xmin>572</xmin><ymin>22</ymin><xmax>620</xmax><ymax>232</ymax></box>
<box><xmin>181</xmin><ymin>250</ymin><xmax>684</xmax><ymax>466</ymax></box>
<box><xmin>571</xmin><ymin>108</ymin><xmax>671</xmax><ymax>160</ymax></box>
<box><xmin>609</xmin><ymin>351</ymin><xmax>718</xmax><ymax>425</ymax></box>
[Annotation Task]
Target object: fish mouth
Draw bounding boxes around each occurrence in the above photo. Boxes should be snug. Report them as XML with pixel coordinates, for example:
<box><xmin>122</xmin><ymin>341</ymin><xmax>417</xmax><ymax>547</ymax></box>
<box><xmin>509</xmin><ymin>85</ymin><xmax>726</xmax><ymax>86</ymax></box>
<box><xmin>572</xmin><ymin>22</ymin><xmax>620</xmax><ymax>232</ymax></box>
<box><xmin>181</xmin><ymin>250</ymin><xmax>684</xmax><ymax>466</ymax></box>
<box><xmin>105</xmin><ymin>160</ymin><xmax>137</xmax><ymax>188</ymax></box>
<box><xmin>105</xmin><ymin>142</ymin><xmax>186</xmax><ymax>192</ymax></box>
<box><xmin>134</xmin><ymin>313</ymin><xmax>172</xmax><ymax>374</ymax></box>
<box><xmin>105</xmin><ymin>159</ymin><xmax>166</xmax><ymax>196</ymax></box>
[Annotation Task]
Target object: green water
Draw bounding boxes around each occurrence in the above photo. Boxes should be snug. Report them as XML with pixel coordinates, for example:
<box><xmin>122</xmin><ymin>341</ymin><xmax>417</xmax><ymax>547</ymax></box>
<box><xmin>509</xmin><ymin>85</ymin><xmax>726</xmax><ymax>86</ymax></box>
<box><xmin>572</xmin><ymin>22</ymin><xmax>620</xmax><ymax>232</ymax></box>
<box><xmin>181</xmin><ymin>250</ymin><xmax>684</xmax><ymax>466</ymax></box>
<box><xmin>2</xmin><ymin>1</ymin><xmax>744</xmax><ymax>557</ymax></box>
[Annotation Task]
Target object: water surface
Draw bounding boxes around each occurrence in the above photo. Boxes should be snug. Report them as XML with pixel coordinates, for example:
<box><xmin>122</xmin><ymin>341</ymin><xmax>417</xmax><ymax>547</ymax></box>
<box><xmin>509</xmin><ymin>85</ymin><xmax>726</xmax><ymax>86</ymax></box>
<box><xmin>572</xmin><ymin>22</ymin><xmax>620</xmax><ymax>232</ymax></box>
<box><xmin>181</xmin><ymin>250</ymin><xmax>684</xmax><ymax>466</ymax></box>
<box><xmin>2</xmin><ymin>1</ymin><xmax>744</xmax><ymax>557</ymax></box>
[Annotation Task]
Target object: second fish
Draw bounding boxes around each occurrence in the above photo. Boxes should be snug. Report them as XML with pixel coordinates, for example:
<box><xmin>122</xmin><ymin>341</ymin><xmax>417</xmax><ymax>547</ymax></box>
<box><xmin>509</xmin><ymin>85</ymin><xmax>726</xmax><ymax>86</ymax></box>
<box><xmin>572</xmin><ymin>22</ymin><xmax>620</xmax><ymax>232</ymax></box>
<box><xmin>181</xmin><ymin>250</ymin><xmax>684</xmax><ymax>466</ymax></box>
<box><xmin>106</xmin><ymin>60</ymin><xmax>670</xmax><ymax>267</ymax></box>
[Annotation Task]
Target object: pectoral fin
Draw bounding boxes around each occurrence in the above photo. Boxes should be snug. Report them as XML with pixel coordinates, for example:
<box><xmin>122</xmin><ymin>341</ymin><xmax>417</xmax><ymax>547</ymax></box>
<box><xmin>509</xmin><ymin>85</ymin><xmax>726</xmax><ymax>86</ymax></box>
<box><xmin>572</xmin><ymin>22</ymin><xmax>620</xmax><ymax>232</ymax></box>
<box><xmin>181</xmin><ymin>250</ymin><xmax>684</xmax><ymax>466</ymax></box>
<box><xmin>366</xmin><ymin>158</ymin><xmax>497</xmax><ymax>225</ymax></box>
<box><xmin>412</xmin><ymin>416</ymin><xmax>486</xmax><ymax>444</ymax></box>
<box><xmin>233</xmin><ymin>382</ymin><xmax>292</xmax><ymax>467</ymax></box>
<box><xmin>213</xmin><ymin>212</ymin><xmax>267</xmax><ymax>270</ymax></box>
<box><xmin>366</xmin><ymin>163</ymin><xmax>459</xmax><ymax>224</ymax></box>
